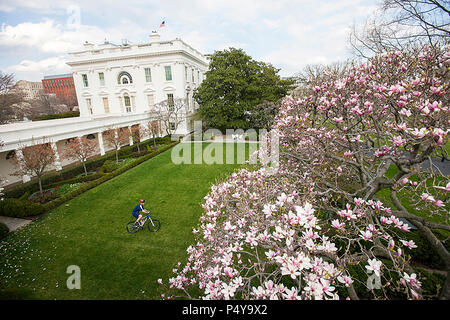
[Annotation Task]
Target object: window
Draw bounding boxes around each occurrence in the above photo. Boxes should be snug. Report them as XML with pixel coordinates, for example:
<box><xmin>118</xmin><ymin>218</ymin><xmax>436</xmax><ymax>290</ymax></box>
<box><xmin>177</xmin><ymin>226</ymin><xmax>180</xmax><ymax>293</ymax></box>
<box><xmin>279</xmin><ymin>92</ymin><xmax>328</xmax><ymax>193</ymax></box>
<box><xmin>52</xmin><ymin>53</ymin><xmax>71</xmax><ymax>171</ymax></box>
<box><xmin>144</xmin><ymin>68</ymin><xmax>152</xmax><ymax>82</ymax></box>
<box><xmin>147</xmin><ymin>94</ymin><xmax>154</xmax><ymax>109</ymax></box>
<box><xmin>169</xmin><ymin>122</ymin><xmax>176</xmax><ymax>131</ymax></box>
<box><xmin>102</xmin><ymin>97</ymin><xmax>110</xmax><ymax>113</ymax></box>
<box><xmin>5</xmin><ymin>150</ymin><xmax>15</xmax><ymax>160</ymax></box>
<box><xmin>192</xmin><ymin>68</ymin><xmax>194</xmax><ymax>83</ymax></box>
<box><xmin>86</xmin><ymin>98</ymin><xmax>93</xmax><ymax>114</ymax></box>
<box><xmin>185</xmin><ymin>66</ymin><xmax>188</xmax><ymax>81</ymax></box>
<box><xmin>117</xmin><ymin>71</ymin><xmax>132</xmax><ymax>85</ymax></box>
<box><xmin>124</xmin><ymin>95</ymin><xmax>131</xmax><ymax>113</ymax></box>
<box><xmin>164</xmin><ymin>66</ymin><xmax>172</xmax><ymax>81</ymax></box>
<box><xmin>167</xmin><ymin>93</ymin><xmax>174</xmax><ymax>111</ymax></box>
<box><xmin>82</xmin><ymin>74</ymin><xmax>88</xmax><ymax>87</ymax></box>
<box><xmin>99</xmin><ymin>72</ymin><xmax>105</xmax><ymax>86</ymax></box>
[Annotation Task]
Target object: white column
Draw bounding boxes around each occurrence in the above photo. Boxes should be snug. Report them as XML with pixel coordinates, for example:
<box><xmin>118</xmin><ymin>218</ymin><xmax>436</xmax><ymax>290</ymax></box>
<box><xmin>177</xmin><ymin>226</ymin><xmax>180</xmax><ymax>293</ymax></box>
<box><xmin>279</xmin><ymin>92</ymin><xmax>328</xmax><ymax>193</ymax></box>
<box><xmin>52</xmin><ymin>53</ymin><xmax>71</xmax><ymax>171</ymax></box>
<box><xmin>51</xmin><ymin>142</ymin><xmax>62</xmax><ymax>171</ymax></box>
<box><xmin>115</xmin><ymin>129</ymin><xmax>121</xmax><ymax>150</ymax></box>
<box><xmin>15</xmin><ymin>149</ymin><xmax>31</xmax><ymax>183</ymax></box>
<box><xmin>98</xmin><ymin>131</ymin><xmax>105</xmax><ymax>155</ymax></box>
<box><xmin>128</xmin><ymin>126</ymin><xmax>134</xmax><ymax>146</ymax></box>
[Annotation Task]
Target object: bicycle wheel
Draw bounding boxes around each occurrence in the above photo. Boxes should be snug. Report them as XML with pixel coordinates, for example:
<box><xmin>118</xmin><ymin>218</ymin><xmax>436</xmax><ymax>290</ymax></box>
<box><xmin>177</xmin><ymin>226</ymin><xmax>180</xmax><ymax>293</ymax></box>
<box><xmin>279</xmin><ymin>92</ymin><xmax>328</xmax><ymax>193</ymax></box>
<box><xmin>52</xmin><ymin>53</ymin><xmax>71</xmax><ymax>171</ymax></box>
<box><xmin>126</xmin><ymin>221</ymin><xmax>140</xmax><ymax>234</ymax></box>
<box><xmin>147</xmin><ymin>219</ymin><xmax>160</xmax><ymax>232</ymax></box>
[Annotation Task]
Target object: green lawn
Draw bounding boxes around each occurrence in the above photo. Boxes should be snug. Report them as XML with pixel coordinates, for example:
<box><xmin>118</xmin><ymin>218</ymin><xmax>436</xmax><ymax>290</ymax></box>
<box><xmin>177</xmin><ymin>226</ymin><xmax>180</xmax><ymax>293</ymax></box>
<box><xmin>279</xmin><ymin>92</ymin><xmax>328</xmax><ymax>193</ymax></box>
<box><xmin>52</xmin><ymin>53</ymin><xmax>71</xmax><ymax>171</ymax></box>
<box><xmin>0</xmin><ymin>142</ymin><xmax>253</xmax><ymax>299</ymax></box>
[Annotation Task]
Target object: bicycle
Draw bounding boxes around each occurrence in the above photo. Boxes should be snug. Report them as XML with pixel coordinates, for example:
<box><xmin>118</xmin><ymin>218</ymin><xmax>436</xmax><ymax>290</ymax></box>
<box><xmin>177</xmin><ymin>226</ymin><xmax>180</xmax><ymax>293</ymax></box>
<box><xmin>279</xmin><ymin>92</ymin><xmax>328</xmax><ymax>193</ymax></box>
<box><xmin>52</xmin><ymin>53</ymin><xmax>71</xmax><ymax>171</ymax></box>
<box><xmin>126</xmin><ymin>214</ymin><xmax>160</xmax><ymax>233</ymax></box>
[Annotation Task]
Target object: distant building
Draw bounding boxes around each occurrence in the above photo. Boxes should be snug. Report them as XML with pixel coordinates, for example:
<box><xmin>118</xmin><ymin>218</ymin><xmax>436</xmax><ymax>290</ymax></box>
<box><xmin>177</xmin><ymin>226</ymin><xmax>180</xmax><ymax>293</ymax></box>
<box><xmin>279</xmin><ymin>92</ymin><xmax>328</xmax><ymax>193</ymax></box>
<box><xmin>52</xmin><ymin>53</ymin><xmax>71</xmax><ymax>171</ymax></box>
<box><xmin>11</xmin><ymin>80</ymin><xmax>43</xmax><ymax>100</ymax></box>
<box><xmin>42</xmin><ymin>74</ymin><xmax>76</xmax><ymax>99</ymax></box>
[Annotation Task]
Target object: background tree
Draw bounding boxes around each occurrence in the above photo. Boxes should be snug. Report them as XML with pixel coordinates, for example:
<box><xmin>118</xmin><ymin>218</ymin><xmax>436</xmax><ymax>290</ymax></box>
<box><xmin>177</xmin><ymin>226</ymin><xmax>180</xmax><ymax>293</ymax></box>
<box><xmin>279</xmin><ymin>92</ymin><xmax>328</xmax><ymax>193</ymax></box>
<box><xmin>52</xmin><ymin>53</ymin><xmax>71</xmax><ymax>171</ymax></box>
<box><xmin>194</xmin><ymin>48</ymin><xmax>294</xmax><ymax>130</ymax></box>
<box><xmin>130</xmin><ymin>124</ymin><xmax>148</xmax><ymax>153</ymax></box>
<box><xmin>244</xmin><ymin>100</ymin><xmax>281</xmax><ymax>131</ymax></box>
<box><xmin>56</xmin><ymin>88</ymin><xmax>78</xmax><ymax>111</ymax></box>
<box><xmin>10</xmin><ymin>139</ymin><xmax>56</xmax><ymax>195</ymax></box>
<box><xmin>62</xmin><ymin>137</ymin><xmax>98</xmax><ymax>175</ymax></box>
<box><xmin>35</xmin><ymin>93</ymin><xmax>58</xmax><ymax>115</ymax></box>
<box><xmin>154</xmin><ymin>97</ymin><xmax>186</xmax><ymax>136</ymax></box>
<box><xmin>0</xmin><ymin>71</ymin><xmax>25</xmax><ymax>124</ymax></box>
<box><xmin>102</xmin><ymin>127</ymin><xmax>129</xmax><ymax>163</ymax></box>
<box><xmin>349</xmin><ymin>0</ymin><xmax>450</xmax><ymax>58</ymax></box>
<box><xmin>147</xmin><ymin>120</ymin><xmax>162</xmax><ymax>147</ymax></box>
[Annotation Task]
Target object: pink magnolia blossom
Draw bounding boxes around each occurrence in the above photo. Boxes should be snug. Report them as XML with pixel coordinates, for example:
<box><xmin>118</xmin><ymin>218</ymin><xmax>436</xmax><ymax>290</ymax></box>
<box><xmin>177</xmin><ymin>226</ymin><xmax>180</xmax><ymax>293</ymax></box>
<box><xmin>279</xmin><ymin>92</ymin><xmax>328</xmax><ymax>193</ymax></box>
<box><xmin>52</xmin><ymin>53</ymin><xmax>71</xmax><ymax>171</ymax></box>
<box><xmin>365</xmin><ymin>259</ymin><xmax>382</xmax><ymax>277</ymax></box>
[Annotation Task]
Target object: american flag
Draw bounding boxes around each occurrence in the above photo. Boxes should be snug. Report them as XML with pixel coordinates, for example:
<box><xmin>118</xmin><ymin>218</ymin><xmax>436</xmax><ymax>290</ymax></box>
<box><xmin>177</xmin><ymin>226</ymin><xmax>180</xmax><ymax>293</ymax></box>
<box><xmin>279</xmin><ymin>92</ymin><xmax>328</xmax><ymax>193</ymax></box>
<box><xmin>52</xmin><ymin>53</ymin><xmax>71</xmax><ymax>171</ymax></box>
<box><xmin>160</xmin><ymin>21</ymin><xmax>165</xmax><ymax>28</ymax></box>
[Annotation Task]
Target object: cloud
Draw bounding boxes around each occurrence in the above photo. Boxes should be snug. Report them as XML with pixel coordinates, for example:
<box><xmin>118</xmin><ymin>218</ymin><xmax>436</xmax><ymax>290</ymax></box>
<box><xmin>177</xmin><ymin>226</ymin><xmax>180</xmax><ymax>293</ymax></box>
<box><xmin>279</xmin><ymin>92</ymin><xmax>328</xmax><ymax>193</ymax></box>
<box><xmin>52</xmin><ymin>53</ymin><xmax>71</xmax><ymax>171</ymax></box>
<box><xmin>7</xmin><ymin>56</ymin><xmax>69</xmax><ymax>73</ymax></box>
<box><xmin>0</xmin><ymin>19</ymin><xmax>110</xmax><ymax>53</ymax></box>
<box><xmin>1</xmin><ymin>0</ymin><xmax>380</xmax><ymax>80</ymax></box>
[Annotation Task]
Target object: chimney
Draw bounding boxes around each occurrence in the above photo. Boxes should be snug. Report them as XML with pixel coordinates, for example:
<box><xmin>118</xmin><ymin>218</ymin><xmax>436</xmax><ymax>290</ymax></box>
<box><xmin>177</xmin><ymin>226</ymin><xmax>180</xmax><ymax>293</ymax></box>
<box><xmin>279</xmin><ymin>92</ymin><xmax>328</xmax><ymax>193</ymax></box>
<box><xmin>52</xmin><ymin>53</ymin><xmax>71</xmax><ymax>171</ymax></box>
<box><xmin>149</xmin><ymin>31</ymin><xmax>161</xmax><ymax>43</ymax></box>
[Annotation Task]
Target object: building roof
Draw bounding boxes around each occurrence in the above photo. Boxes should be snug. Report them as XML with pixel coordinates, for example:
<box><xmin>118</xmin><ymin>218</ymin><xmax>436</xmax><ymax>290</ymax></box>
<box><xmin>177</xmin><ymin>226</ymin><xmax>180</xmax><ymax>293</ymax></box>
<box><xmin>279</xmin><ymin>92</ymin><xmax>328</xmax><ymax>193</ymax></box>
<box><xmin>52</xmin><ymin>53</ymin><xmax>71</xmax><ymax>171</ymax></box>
<box><xmin>67</xmin><ymin>33</ymin><xmax>209</xmax><ymax>67</ymax></box>
<box><xmin>43</xmin><ymin>74</ymin><xmax>73</xmax><ymax>80</ymax></box>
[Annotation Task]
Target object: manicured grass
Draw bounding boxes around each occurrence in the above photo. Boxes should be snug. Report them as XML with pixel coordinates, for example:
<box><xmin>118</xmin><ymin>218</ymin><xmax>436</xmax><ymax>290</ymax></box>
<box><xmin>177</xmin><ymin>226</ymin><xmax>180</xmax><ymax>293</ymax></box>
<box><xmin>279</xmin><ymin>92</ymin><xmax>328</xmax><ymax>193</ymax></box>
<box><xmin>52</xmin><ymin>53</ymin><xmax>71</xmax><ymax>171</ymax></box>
<box><xmin>375</xmin><ymin>164</ymin><xmax>449</xmax><ymax>237</ymax></box>
<box><xmin>0</xmin><ymin>142</ymin><xmax>253</xmax><ymax>299</ymax></box>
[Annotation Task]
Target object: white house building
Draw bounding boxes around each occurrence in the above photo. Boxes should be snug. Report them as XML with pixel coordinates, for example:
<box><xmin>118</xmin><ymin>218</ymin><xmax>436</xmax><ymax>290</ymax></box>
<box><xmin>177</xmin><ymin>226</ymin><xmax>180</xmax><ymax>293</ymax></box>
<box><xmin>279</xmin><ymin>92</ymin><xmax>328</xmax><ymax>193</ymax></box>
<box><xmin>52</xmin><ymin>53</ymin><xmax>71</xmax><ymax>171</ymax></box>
<box><xmin>0</xmin><ymin>32</ymin><xmax>209</xmax><ymax>186</ymax></box>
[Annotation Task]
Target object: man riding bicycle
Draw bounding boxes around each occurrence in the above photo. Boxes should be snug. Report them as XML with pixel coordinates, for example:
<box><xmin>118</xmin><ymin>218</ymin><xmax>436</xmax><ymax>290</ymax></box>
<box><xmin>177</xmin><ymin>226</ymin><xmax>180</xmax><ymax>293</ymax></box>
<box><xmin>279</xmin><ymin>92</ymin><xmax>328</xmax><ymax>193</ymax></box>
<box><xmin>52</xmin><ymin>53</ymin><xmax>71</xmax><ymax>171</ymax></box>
<box><xmin>132</xmin><ymin>199</ymin><xmax>149</xmax><ymax>227</ymax></box>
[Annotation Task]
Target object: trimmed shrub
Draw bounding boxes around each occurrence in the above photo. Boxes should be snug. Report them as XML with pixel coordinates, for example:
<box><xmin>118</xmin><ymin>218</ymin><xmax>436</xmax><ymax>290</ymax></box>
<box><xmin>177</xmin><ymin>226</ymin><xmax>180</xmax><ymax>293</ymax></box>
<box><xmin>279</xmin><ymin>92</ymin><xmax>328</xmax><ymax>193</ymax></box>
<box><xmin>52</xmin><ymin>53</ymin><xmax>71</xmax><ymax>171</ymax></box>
<box><xmin>28</xmin><ymin>190</ymin><xmax>58</xmax><ymax>204</ymax></box>
<box><xmin>100</xmin><ymin>160</ymin><xmax>119</xmax><ymax>173</ymax></box>
<box><xmin>0</xmin><ymin>222</ymin><xmax>9</xmax><ymax>240</ymax></box>
<box><xmin>33</xmin><ymin>110</ymin><xmax>80</xmax><ymax>121</ymax></box>
<box><xmin>0</xmin><ymin>198</ymin><xmax>45</xmax><ymax>218</ymax></box>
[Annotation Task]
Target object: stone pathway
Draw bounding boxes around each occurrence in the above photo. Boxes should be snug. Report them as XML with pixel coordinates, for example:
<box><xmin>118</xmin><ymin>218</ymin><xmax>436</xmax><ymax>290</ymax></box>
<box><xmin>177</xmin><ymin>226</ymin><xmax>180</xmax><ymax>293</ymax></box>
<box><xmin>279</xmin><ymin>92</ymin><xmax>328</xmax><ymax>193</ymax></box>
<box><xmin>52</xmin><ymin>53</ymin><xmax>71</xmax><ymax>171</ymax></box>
<box><xmin>0</xmin><ymin>216</ymin><xmax>32</xmax><ymax>232</ymax></box>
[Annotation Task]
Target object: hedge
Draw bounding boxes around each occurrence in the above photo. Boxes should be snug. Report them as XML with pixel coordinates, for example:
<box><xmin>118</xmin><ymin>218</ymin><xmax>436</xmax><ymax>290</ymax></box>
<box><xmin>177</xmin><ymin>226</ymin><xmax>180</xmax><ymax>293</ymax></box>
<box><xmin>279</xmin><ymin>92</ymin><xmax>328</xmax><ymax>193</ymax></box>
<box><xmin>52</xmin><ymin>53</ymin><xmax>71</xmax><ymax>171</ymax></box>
<box><xmin>0</xmin><ymin>198</ymin><xmax>45</xmax><ymax>218</ymax></box>
<box><xmin>33</xmin><ymin>111</ymin><xmax>80</xmax><ymax>121</ymax></box>
<box><xmin>0</xmin><ymin>222</ymin><xmax>9</xmax><ymax>240</ymax></box>
<box><xmin>42</xmin><ymin>141</ymin><xmax>179</xmax><ymax>213</ymax></box>
<box><xmin>4</xmin><ymin>136</ymin><xmax>174</xmax><ymax>199</ymax></box>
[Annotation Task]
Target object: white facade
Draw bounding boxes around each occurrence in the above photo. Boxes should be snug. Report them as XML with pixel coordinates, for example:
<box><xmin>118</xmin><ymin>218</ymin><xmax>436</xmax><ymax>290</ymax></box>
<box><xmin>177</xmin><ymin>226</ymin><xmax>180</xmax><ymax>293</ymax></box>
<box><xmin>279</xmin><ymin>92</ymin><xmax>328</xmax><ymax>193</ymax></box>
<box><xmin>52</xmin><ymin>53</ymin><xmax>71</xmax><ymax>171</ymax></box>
<box><xmin>0</xmin><ymin>32</ymin><xmax>209</xmax><ymax>186</ymax></box>
<box><xmin>67</xmin><ymin>32</ymin><xmax>209</xmax><ymax>135</ymax></box>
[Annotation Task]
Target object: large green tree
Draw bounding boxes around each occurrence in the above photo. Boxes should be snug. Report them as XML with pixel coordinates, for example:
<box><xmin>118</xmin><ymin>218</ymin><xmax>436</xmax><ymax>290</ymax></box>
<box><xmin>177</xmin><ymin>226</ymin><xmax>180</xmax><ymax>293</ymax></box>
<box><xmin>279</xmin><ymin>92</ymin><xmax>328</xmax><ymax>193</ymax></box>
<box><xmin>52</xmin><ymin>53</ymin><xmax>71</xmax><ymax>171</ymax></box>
<box><xmin>194</xmin><ymin>48</ymin><xmax>294</xmax><ymax>130</ymax></box>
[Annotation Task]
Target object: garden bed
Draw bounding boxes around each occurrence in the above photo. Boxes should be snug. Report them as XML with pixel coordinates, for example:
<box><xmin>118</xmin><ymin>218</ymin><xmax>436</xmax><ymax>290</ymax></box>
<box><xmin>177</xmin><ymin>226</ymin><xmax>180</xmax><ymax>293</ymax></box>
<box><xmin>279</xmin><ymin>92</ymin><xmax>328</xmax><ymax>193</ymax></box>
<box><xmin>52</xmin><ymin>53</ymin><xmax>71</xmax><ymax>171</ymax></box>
<box><xmin>0</xmin><ymin>141</ymin><xmax>178</xmax><ymax>219</ymax></box>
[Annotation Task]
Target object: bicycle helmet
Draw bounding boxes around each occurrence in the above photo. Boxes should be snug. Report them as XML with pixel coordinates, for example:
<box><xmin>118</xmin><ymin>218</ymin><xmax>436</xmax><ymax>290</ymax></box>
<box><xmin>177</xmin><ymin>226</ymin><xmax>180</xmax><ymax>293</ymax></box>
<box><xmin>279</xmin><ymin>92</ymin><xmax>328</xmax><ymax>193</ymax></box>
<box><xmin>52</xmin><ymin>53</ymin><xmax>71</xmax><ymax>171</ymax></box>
<box><xmin>139</xmin><ymin>199</ymin><xmax>146</xmax><ymax>204</ymax></box>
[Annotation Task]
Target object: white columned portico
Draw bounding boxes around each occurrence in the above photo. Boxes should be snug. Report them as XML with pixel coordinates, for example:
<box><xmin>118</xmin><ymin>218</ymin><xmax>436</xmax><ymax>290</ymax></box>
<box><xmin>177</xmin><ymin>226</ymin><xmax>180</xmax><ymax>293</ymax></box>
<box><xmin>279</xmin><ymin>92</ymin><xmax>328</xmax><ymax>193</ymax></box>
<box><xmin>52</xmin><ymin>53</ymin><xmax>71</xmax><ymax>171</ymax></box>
<box><xmin>97</xmin><ymin>131</ymin><xmax>105</xmax><ymax>155</ymax></box>
<box><xmin>51</xmin><ymin>142</ymin><xmax>63</xmax><ymax>171</ymax></box>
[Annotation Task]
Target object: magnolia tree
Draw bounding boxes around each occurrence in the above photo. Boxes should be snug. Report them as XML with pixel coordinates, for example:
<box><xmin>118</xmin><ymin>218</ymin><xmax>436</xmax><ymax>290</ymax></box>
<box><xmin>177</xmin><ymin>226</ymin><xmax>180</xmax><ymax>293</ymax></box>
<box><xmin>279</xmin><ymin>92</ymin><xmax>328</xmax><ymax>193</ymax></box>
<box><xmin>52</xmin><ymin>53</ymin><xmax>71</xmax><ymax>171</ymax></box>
<box><xmin>62</xmin><ymin>136</ymin><xmax>98</xmax><ymax>175</ymax></box>
<box><xmin>159</xmin><ymin>45</ymin><xmax>449</xmax><ymax>300</ymax></box>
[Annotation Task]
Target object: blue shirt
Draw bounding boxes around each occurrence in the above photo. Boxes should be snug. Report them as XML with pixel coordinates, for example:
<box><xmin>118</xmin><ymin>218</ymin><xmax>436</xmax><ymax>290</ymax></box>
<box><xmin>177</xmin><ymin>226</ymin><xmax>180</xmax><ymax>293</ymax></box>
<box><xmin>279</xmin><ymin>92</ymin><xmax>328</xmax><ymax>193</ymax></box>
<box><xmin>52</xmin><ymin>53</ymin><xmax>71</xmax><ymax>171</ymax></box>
<box><xmin>132</xmin><ymin>204</ymin><xmax>144</xmax><ymax>214</ymax></box>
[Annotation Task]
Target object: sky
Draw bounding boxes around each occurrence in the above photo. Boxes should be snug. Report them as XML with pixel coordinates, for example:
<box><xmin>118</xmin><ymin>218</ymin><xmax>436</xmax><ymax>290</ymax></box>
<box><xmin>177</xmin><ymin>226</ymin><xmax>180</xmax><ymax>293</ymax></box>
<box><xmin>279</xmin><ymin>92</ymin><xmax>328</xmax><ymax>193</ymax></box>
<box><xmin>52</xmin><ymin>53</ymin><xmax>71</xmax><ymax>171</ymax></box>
<box><xmin>0</xmin><ymin>0</ymin><xmax>380</xmax><ymax>82</ymax></box>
